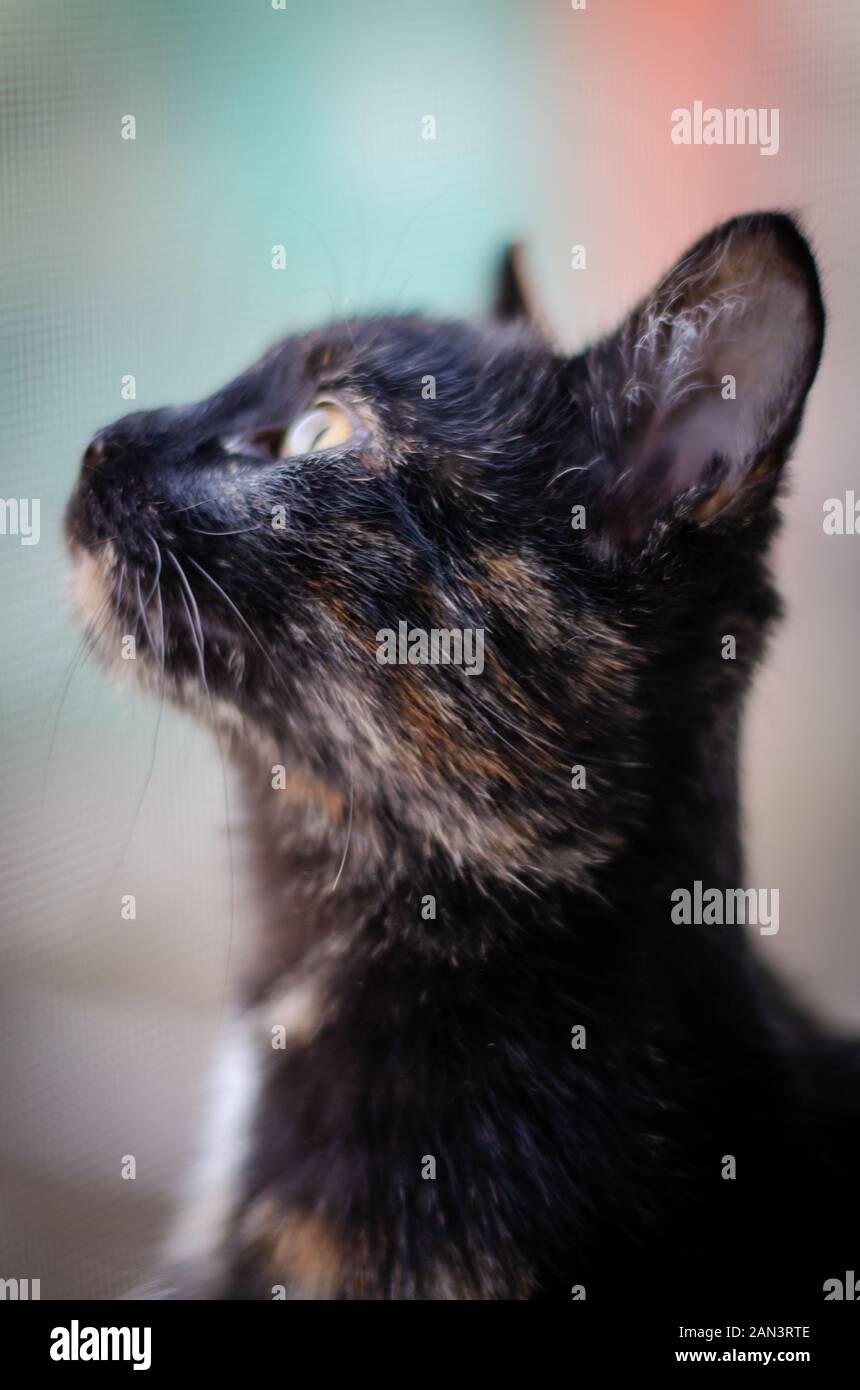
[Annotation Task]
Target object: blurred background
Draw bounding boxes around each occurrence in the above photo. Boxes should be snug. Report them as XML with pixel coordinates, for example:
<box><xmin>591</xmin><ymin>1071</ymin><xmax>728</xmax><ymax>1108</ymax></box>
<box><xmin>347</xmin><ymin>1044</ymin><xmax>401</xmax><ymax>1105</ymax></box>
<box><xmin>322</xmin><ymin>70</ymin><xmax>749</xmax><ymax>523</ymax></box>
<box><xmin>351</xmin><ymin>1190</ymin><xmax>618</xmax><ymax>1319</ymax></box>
<box><xmin>1</xmin><ymin>0</ymin><xmax>858</xmax><ymax>1298</ymax></box>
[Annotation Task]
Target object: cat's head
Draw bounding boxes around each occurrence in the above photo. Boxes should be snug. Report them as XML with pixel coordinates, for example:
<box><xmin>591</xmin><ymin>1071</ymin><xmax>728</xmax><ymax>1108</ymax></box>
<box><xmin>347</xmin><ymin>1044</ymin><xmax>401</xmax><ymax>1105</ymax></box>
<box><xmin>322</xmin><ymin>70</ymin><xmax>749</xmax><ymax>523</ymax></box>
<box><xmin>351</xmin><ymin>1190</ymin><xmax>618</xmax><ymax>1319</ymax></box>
<box><xmin>66</xmin><ymin>213</ymin><xmax>823</xmax><ymax>887</ymax></box>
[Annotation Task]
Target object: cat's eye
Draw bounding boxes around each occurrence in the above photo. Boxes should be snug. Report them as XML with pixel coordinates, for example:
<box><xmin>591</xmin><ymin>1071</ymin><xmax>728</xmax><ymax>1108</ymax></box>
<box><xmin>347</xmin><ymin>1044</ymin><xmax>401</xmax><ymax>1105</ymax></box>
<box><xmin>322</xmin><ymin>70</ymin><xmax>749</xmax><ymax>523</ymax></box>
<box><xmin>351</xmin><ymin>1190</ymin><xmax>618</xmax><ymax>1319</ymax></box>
<box><xmin>280</xmin><ymin>399</ymin><xmax>354</xmax><ymax>458</ymax></box>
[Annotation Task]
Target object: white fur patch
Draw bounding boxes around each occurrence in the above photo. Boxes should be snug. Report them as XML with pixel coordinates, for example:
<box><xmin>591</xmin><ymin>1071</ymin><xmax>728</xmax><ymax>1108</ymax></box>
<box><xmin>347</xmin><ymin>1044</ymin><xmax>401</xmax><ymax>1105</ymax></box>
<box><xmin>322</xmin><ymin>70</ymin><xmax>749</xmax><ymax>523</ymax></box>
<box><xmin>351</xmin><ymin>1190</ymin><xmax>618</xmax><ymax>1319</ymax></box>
<box><xmin>162</xmin><ymin>1017</ymin><xmax>260</xmax><ymax>1291</ymax></box>
<box><xmin>255</xmin><ymin>975</ymin><xmax>324</xmax><ymax>1050</ymax></box>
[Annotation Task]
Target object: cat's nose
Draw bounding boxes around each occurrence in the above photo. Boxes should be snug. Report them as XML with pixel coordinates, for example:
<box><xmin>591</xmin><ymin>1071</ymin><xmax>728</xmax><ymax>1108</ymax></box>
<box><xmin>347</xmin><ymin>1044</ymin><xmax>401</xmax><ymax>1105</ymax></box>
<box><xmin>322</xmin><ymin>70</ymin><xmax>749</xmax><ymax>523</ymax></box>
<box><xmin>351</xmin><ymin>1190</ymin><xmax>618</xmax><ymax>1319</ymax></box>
<box><xmin>68</xmin><ymin>421</ymin><xmax>157</xmax><ymax>556</ymax></box>
<box><xmin>81</xmin><ymin>415</ymin><xmax>152</xmax><ymax>474</ymax></box>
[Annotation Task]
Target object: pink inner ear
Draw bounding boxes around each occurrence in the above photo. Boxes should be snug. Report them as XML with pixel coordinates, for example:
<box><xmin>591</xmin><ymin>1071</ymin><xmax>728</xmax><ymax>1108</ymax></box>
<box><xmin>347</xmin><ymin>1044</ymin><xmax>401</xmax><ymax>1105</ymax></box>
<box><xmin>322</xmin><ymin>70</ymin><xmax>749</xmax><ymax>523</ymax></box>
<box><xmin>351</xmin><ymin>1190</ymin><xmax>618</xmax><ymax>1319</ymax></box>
<box><xmin>629</xmin><ymin>397</ymin><xmax>744</xmax><ymax>510</ymax></box>
<box><xmin>615</xmin><ymin>254</ymin><xmax>818</xmax><ymax>515</ymax></box>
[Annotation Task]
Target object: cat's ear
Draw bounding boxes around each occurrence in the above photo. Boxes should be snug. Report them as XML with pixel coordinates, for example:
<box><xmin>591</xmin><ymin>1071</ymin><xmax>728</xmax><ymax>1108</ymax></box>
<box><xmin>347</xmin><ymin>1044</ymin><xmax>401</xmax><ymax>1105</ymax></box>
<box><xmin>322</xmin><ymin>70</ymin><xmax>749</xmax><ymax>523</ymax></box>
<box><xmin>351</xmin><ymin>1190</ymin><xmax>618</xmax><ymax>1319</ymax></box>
<box><xmin>493</xmin><ymin>243</ymin><xmax>537</xmax><ymax>323</ymax></box>
<box><xmin>576</xmin><ymin>213</ymin><xmax>824</xmax><ymax>549</ymax></box>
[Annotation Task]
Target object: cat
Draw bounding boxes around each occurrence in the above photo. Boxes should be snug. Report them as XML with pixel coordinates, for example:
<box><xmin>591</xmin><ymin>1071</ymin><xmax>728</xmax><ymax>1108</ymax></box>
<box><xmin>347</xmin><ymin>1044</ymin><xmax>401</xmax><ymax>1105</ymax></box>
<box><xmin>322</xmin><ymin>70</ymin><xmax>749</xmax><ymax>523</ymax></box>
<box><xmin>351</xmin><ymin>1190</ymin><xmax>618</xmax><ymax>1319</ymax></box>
<box><xmin>65</xmin><ymin>212</ymin><xmax>860</xmax><ymax>1303</ymax></box>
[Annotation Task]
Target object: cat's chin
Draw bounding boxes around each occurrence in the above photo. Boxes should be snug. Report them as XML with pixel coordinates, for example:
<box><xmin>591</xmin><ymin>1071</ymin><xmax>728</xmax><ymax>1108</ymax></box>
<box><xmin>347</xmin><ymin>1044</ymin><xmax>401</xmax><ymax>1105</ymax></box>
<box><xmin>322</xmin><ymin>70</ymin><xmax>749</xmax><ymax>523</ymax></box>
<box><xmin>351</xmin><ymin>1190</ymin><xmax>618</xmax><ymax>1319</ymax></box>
<box><xmin>67</xmin><ymin>543</ymin><xmax>144</xmax><ymax>688</ymax></box>
<box><xmin>68</xmin><ymin>542</ymin><xmax>116</xmax><ymax>629</ymax></box>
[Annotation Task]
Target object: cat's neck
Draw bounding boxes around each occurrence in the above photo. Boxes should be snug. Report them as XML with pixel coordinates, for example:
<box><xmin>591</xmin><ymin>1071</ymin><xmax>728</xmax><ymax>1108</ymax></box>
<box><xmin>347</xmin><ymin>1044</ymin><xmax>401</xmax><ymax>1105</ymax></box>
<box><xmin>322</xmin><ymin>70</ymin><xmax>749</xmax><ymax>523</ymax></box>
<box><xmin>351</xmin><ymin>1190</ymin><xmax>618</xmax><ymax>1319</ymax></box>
<box><xmin>233</xmin><ymin>704</ymin><xmax>746</xmax><ymax>1001</ymax></box>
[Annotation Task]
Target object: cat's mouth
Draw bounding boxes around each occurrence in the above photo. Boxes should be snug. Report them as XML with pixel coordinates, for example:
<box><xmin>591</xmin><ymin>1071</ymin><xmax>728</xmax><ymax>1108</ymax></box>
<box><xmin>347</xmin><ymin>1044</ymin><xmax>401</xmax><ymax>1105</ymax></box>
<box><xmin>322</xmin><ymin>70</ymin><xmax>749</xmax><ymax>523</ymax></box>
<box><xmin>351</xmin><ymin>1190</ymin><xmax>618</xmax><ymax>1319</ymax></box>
<box><xmin>66</xmin><ymin>534</ymin><xmax>162</xmax><ymax>691</ymax></box>
<box><xmin>65</xmin><ymin>493</ymin><xmax>274</xmax><ymax>755</ymax></box>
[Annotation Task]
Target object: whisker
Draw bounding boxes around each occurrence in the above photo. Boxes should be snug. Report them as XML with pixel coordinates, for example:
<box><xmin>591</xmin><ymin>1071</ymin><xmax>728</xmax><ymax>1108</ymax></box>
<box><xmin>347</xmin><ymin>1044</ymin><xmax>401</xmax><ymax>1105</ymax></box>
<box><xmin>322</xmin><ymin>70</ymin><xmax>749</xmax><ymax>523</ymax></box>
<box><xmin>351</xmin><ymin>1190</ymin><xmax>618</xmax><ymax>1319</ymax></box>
<box><xmin>171</xmin><ymin>567</ymin><xmax>208</xmax><ymax>687</ymax></box>
<box><xmin>142</xmin><ymin>530</ymin><xmax>163</xmax><ymax>609</ymax></box>
<box><xmin>40</xmin><ymin>595</ymin><xmax>114</xmax><ymax>808</ymax></box>
<box><xmin>329</xmin><ymin>729</ymin><xmax>355</xmax><ymax>893</ymax></box>
<box><xmin>181</xmin><ymin>554</ymin><xmax>286</xmax><ymax>690</ymax></box>
<box><xmin>135</xmin><ymin>570</ymin><xmax>159</xmax><ymax>657</ymax></box>
<box><xmin>166</xmin><ymin>555</ymin><xmax>238</xmax><ymax>1025</ymax></box>
<box><xmin>184</xmin><ymin>522</ymin><xmax>264</xmax><ymax>537</ymax></box>
<box><xmin>164</xmin><ymin>549</ymin><xmax>207</xmax><ymax>677</ymax></box>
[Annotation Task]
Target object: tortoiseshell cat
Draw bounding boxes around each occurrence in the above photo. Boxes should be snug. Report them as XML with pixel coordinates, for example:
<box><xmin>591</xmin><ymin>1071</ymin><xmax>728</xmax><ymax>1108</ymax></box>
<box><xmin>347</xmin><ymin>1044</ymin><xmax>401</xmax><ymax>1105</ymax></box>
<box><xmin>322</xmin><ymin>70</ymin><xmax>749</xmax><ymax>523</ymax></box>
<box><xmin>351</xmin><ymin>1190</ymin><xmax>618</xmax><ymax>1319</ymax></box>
<box><xmin>66</xmin><ymin>213</ymin><xmax>860</xmax><ymax>1303</ymax></box>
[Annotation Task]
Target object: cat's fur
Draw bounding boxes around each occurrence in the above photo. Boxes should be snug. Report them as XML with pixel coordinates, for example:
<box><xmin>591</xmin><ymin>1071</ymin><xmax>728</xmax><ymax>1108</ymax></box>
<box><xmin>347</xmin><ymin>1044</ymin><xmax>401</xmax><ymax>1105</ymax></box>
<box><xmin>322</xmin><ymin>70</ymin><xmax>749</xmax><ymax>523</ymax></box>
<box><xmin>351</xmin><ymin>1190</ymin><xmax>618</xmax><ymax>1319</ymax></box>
<box><xmin>66</xmin><ymin>213</ymin><xmax>860</xmax><ymax>1302</ymax></box>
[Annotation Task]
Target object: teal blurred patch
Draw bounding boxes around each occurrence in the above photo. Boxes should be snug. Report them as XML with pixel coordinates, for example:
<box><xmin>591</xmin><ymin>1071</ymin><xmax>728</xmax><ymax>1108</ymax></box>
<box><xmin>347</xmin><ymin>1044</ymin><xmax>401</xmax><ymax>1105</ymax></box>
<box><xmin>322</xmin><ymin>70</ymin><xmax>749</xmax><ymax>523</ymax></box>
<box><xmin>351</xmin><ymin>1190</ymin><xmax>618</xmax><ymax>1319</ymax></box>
<box><xmin>0</xmin><ymin>0</ymin><xmax>540</xmax><ymax>735</ymax></box>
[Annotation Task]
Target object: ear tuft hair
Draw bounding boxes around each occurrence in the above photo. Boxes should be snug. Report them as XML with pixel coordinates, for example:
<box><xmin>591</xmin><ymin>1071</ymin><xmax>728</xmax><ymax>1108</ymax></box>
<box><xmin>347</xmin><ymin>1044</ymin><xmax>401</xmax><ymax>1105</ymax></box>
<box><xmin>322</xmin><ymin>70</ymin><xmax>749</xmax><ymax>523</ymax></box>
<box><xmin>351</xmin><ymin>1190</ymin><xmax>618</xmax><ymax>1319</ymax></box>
<box><xmin>578</xmin><ymin>213</ymin><xmax>825</xmax><ymax>548</ymax></box>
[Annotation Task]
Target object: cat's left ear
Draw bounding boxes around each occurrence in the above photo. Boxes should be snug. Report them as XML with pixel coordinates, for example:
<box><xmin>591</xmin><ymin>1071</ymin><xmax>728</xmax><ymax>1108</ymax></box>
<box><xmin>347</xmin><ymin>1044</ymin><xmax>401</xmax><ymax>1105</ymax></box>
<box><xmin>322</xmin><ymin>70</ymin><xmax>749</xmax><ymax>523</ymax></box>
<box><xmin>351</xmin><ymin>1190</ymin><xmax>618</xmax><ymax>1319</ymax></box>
<box><xmin>576</xmin><ymin>213</ymin><xmax>825</xmax><ymax>547</ymax></box>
